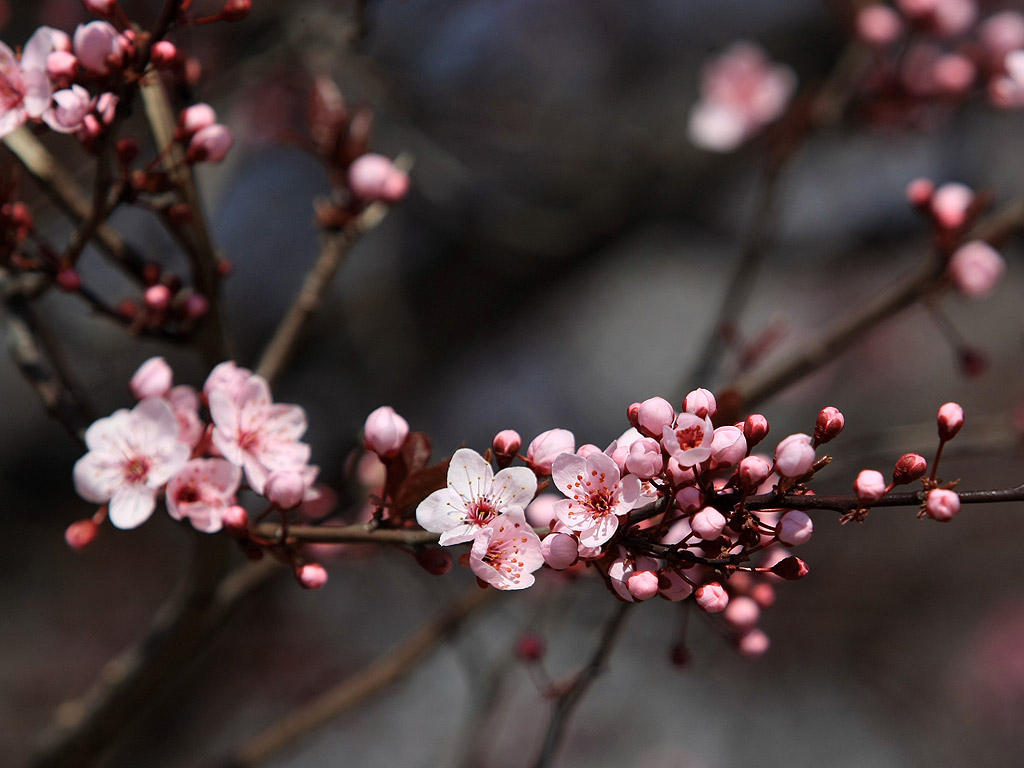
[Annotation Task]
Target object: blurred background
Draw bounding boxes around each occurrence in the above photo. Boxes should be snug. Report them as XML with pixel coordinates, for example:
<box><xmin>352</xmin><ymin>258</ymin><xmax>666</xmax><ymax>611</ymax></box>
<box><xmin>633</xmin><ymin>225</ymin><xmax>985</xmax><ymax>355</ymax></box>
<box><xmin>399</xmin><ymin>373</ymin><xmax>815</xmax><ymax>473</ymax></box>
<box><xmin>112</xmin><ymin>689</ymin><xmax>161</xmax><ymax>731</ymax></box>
<box><xmin>4</xmin><ymin>0</ymin><xmax>1024</xmax><ymax>766</ymax></box>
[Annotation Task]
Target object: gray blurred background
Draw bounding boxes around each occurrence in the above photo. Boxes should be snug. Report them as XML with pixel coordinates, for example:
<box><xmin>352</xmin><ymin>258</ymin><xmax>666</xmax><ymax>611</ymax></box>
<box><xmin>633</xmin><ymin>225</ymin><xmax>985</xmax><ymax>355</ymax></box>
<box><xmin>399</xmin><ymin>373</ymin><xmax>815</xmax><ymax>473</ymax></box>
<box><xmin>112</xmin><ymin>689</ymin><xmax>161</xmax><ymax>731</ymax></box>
<box><xmin>4</xmin><ymin>0</ymin><xmax>1024</xmax><ymax>766</ymax></box>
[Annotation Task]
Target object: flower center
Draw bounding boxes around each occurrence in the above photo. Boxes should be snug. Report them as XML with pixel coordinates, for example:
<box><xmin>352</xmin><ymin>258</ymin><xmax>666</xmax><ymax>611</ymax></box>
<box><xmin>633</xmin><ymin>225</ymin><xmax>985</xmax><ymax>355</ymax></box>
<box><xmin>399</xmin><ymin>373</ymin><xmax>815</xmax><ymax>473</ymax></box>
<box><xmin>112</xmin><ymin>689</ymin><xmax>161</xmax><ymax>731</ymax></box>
<box><xmin>466</xmin><ymin>498</ymin><xmax>496</xmax><ymax>525</ymax></box>
<box><xmin>675</xmin><ymin>425</ymin><xmax>704</xmax><ymax>451</ymax></box>
<box><xmin>124</xmin><ymin>456</ymin><xmax>151</xmax><ymax>484</ymax></box>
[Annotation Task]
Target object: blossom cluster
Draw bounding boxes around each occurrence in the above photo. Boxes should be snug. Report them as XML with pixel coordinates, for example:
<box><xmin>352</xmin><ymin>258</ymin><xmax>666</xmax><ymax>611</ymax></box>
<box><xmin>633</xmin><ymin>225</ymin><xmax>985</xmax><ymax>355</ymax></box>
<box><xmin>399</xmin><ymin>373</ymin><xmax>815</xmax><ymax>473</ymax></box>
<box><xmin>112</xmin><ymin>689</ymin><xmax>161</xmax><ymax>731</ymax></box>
<box><xmin>71</xmin><ymin>357</ymin><xmax>315</xmax><ymax>537</ymax></box>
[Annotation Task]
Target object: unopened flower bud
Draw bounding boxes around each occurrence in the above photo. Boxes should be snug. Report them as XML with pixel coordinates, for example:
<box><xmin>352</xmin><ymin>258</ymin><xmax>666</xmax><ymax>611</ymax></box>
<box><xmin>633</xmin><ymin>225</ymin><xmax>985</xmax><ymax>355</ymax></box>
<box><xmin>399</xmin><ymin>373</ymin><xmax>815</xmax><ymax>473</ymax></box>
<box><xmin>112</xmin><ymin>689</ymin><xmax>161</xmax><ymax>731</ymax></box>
<box><xmin>743</xmin><ymin>413</ymin><xmax>770</xmax><ymax>448</ymax></box>
<box><xmin>723</xmin><ymin>595</ymin><xmax>760</xmax><ymax>631</ymax></box>
<box><xmin>46</xmin><ymin>50</ymin><xmax>78</xmax><ymax>81</ymax></box>
<box><xmin>750</xmin><ymin>582</ymin><xmax>776</xmax><ymax>608</ymax></box>
<box><xmin>937</xmin><ymin>402</ymin><xmax>964</xmax><ymax>441</ymax></box>
<box><xmin>186</xmin><ymin>124</ymin><xmax>233</xmax><ymax>163</ymax></box>
<box><xmin>931</xmin><ymin>182</ymin><xmax>974</xmax><ymax>230</ymax></box>
<box><xmin>414</xmin><ymin>547</ymin><xmax>453</xmax><ymax>575</ymax></box>
<box><xmin>770</xmin><ymin>556</ymin><xmax>809</xmax><ymax>580</ymax></box>
<box><xmin>856</xmin><ymin>5</ymin><xmax>902</xmax><ymax>46</ymax></box>
<box><xmin>150</xmin><ymin>40</ymin><xmax>178</xmax><ymax>69</ymax></box>
<box><xmin>56</xmin><ymin>268</ymin><xmax>82</xmax><ymax>292</ymax></box>
<box><xmin>130</xmin><ymin>356</ymin><xmax>173</xmax><ymax>399</ymax></box>
<box><xmin>695</xmin><ymin>582</ymin><xmax>729</xmax><ymax>613</ymax></box>
<box><xmin>65</xmin><ymin>518</ymin><xmax>99</xmax><ymax>550</ymax></box>
<box><xmin>737</xmin><ymin>628</ymin><xmax>770</xmax><ymax>658</ymax></box>
<box><xmin>296</xmin><ymin>562</ymin><xmax>328</xmax><ymax>589</ymax></box>
<box><xmin>541</xmin><ymin>531</ymin><xmax>578</xmax><ymax>570</ymax></box>
<box><xmin>854</xmin><ymin>469</ymin><xmax>887</xmax><ymax>504</ymax></box>
<box><xmin>264</xmin><ymin>470</ymin><xmax>306</xmax><ymax>509</ymax></box>
<box><xmin>516</xmin><ymin>633</ymin><xmax>545</xmax><ymax>662</ymax></box>
<box><xmin>925</xmin><ymin>488</ymin><xmax>960</xmax><ymax>522</ymax></box>
<box><xmin>83</xmin><ymin>0</ymin><xmax>116</xmax><ymax>16</ymax></box>
<box><xmin>627</xmin><ymin>570</ymin><xmax>661</xmax><ymax>601</ymax></box>
<box><xmin>637</xmin><ymin>396</ymin><xmax>675</xmax><ymax>438</ymax></box>
<box><xmin>184</xmin><ymin>292</ymin><xmax>209</xmax><ymax>320</ymax></box>
<box><xmin>948</xmin><ymin>241</ymin><xmax>1005</xmax><ymax>298</ymax></box>
<box><xmin>73</xmin><ymin>21</ymin><xmax>124</xmax><ymax>75</ymax></box>
<box><xmin>906</xmin><ymin>178</ymin><xmax>934</xmax><ymax>209</ymax></box>
<box><xmin>492</xmin><ymin>429</ymin><xmax>521</xmax><ymax>468</ymax></box>
<box><xmin>363</xmin><ymin>406</ymin><xmax>409</xmax><ymax>459</ymax></box>
<box><xmin>892</xmin><ymin>452</ymin><xmax>928</xmax><ymax>485</ymax></box>
<box><xmin>673</xmin><ymin>486</ymin><xmax>702</xmax><ymax>514</ymax></box>
<box><xmin>682</xmin><ymin>388</ymin><xmax>717</xmax><ymax>419</ymax></box>
<box><xmin>348</xmin><ymin>153</ymin><xmax>410</xmax><ymax>203</ymax></box>
<box><xmin>222</xmin><ymin>505</ymin><xmax>249</xmax><ymax>536</ymax></box>
<box><xmin>738</xmin><ymin>455</ymin><xmax>771</xmax><ymax>490</ymax></box>
<box><xmin>626</xmin><ymin>402</ymin><xmax>641</xmax><ymax>430</ymax></box>
<box><xmin>709</xmin><ymin>426</ymin><xmax>746</xmax><ymax>469</ymax></box>
<box><xmin>625</xmin><ymin>437</ymin><xmax>663</xmax><ymax>480</ymax></box>
<box><xmin>776</xmin><ymin>510</ymin><xmax>813</xmax><ymax>546</ymax></box>
<box><xmin>222</xmin><ymin>0</ymin><xmax>252</xmax><ymax>21</ymax></box>
<box><xmin>813</xmin><ymin>406</ymin><xmax>844</xmax><ymax>445</ymax></box>
<box><xmin>774</xmin><ymin>433</ymin><xmax>815</xmax><ymax>478</ymax></box>
<box><xmin>178</xmin><ymin>103</ymin><xmax>217</xmax><ymax>139</ymax></box>
<box><xmin>527</xmin><ymin>428</ymin><xmax>575</xmax><ymax>474</ymax></box>
<box><xmin>691</xmin><ymin>506</ymin><xmax>727</xmax><ymax>540</ymax></box>
<box><xmin>144</xmin><ymin>284</ymin><xmax>172</xmax><ymax>311</ymax></box>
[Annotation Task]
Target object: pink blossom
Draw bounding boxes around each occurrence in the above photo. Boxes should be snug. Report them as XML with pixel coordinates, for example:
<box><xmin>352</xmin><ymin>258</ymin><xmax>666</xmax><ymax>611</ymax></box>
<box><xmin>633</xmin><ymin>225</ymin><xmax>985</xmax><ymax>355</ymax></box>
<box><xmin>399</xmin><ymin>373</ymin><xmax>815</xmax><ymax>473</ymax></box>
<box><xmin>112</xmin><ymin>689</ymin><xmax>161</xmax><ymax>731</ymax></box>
<box><xmin>416</xmin><ymin>448</ymin><xmax>537</xmax><ymax>545</ymax></box>
<box><xmin>723</xmin><ymin>595</ymin><xmax>761</xmax><ymax>631</ymax></box>
<box><xmin>776</xmin><ymin>510</ymin><xmax>813</xmax><ymax>546</ymax></box>
<box><xmin>187</xmin><ymin>123</ymin><xmax>233</xmax><ymax>163</ymax></box>
<box><xmin>43</xmin><ymin>84</ymin><xmax>91</xmax><ymax>133</ymax></box>
<box><xmin>526</xmin><ymin>428</ymin><xmax>575</xmax><ymax>474</ymax></box>
<box><xmin>893</xmin><ymin>452</ymin><xmax>928</xmax><ymax>485</ymax></box>
<box><xmin>166</xmin><ymin>458</ymin><xmax>241</xmax><ymax>532</ymax></box>
<box><xmin>695</xmin><ymin>582</ymin><xmax>729</xmax><ymax>613</ymax></box>
<box><xmin>46</xmin><ymin>50</ymin><xmax>78</xmax><ymax>81</ymax></box>
<box><xmin>348</xmin><ymin>153</ymin><xmax>410</xmax><ymax>203</ymax></box>
<box><xmin>814</xmin><ymin>406</ymin><xmax>845</xmax><ymax>445</ymax></box>
<box><xmin>168</xmin><ymin>385</ymin><xmax>204</xmax><ymax>447</ymax></box>
<box><xmin>937</xmin><ymin>402</ymin><xmax>964</xmax><ymax>440</ymax></box>
<box><xmin>469</xmin><ymin>510</ymin><xmax>544</xmax><ymax>590</ymax></box>
<box><xmin>605</xmin><ymin>427</ymin><xmax>641</xmax><ymax>473</ymax></box>
<box><xmin>691</xmin><ymin>506</ymin><xmax>727</xmax><ymax>540</ymax></box>
<box><xmin>737</xmin><ymin>629</ymin><xmax>771</xmax><ymax>658</ymax></box>
<box><xmin>607</xmin><ymin>547</ymin><xmax>661</xmax><ymax>602</ymax></box>
<box><xmin>979</xmin><ymin>12</ymin><xmax>1024</xmax><ymax>65</ymax></box>
<box><xmin>83</xmin><ymin>0</ymin><xmax>117</xmax><ymax>16</ymax></box>
<box><xmin>492</xmin><ymin>429</ymin><xmax>521</xmax><ymax>467</ymax></box>
<box><xmin>73</xmin><ymin>21</ymin><xmax>123</xmax><ymax>75</ymax></box>
<box><xmin>541</xmin><ymin>530</ymin><xmax>578</xmax><ymax>569</ymax></box>
<box><xmin>0</xmin><ymin>39</ymin><xmax>48</xmax><ymax>136</ymax></box>
<box><xmin>552</xmin><ymin>451</ymin><xmax>641</xmax><ymax>547</ymax></box>
<box><xmin>925</xmin><ymin>488</ymin><xmax>961</xmax><ymax>521</ymax></box>
<box><xmin>990</xmin><ymin>51</ymin><xmax>1024</xmax><ymax>108</ymax></box>
<box><xmin>130</xmin><ymin>356</ymin><xmax>173</xmax><ymax>400</ymax></box>
<box><xmin>297</xmin><ymin>562</ymin><xmax>328</xmax><ymax>589</ymax></box>
<box><xmin>145</xmin><ymin>284</ymin><xmax>172</xmax><ymax>311</ymax></box>
<box><xmin>773</xmin><ymin>433</ymin><xmax>815</xmax><ymax>478</ymax></box>
<box><xmin>682</xmin><ymin>388</ymin><xmax>717</xmax><ymax>419</ymax></box>
<box><xmin>73</xmin><ymin>398</ymin><xmax>191</xmax><ymax>529</ymax></box>
<box><xmin>661</xmin><ymin>413</ymin><xmax>715</xmax><ymax>468</ymax></box>
<box><xmin>264</xmin><ymin>469</ymin><xmax>308</xmax><ymax>510</ymax></box>
<box><xmin>688</xmin><ymin>42</ymin><xmax>796</xmax><ymax>152</ymax></box>
<box><xmin>856</xmin><ymin>5</ymin><xmax>903</xmax><ymax>46</ymax></box>
<box><xmin>708</xmin><ymin>425</ymin><xmax>746</xmax><ymax>469</ymax></box>
<box><xmin>178</xmin><ymin>103</ymin><xmax>217</xmax><ymax>138</ymax></box>
<box><xmin>854</xmin><ymin>469</ymin><xmax>887</xmax><ymax>504</ymax></box>
<box><xmin>636</xmin><ymin>396</ymin><xmax>675</xmax><ymax>438</ymax></box>
<box><xmin>363</xmin><ymin>405</ymin><xmax>409</xmax><ymax>459</ymax></box>
<box><xmin>203</xmin><ymin>360</ymin><xmax>252</xmax><ymax>403</ymax></box>
<box><xmin>743</xmin><ymin>413</ymin><xmax>770</xmax><ymax>447</ymax></box>
<box><xmin>948</xmin><ymin>241</ymin><xmax>1005</xmax><ymax>298</ymax></box>
<box><xmin>209</xmin><ymin>374</ymin><xmax>311</xmax><ymax>494</ymax></box>
<box><xmin>674</xmin><ymin>485</ymin><xmax>702</xmax><ymax>513</ymax></box>
<box><xmin>624</xmin><ymin>437</ymin><xmax>663</xmax><ymax>480</ymax></box>
<box><xmin>738</xmin><ymin>455</ymin><xmax>771</xmax><ymax>490</ymax></box>
<box><xmin>931</xmin><ymin>182</ymin><xmax>974</xmax><ymax>229</ymax></box>
<box><xmin>628</xmin><ymin>570</ymin><xmax>660</xmax><ymax>601</ymax></box>
<box><xmin>524</xmin><ymin>493</ymin><xmax>559</xmax><ymax>527</ymax></box>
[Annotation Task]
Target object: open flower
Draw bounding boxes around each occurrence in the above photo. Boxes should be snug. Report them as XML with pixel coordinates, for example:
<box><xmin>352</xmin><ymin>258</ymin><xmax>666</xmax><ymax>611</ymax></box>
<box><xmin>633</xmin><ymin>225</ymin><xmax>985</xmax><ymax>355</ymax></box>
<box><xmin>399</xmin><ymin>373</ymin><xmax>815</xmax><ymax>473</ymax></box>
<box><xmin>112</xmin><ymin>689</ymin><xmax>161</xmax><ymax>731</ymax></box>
<box><xmin>552</xmin><ymin>451</ymin><xmax>641</xmax><ymax>547</ymax></box>
<box><xmin>73</xmin><ymin>398</ymin><xmax>191</xmax><ymax>529</ymax></box>
<box><xmin>166</xmin><ymin>458</ymin><xmax>241</xmax><ymax>533</ymax></box>
<box><xmin>469</xmin><ymin>510</ymin><xmax>544</xmax><ymax>590</ymax></box>
<box><xmin>416</xmin><ymin>448</ymin><xmax>537</xmax><ymax>545</ymax></box>
<box><xmin>661</xmin><ymin>413</ymin><xmax>715</xmax><ymax>467</ymax></box>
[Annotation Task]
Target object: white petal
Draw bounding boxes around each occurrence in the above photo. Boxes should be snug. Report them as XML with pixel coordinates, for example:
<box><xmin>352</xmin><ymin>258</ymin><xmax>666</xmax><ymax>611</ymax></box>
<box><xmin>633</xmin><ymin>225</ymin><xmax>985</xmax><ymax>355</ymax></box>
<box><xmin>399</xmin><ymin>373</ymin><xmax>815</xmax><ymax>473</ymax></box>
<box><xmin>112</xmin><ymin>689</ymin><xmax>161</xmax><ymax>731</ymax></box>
<box><xmin>108</xmin><ymin>484</ymin><xmax>157</xmax><ymax>529</ymax></box>
<box><xmin>446</xmin><ymin>448</ymin><xmax>493</xmax><ymax>504</ymax></box>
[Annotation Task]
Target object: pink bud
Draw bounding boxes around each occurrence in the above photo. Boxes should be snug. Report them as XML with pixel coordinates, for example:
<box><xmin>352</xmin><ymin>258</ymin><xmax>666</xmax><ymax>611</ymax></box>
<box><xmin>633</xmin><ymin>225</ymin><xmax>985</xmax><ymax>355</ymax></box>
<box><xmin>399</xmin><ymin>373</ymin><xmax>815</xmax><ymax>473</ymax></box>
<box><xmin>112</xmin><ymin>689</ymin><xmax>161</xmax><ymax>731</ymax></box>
<box><xmin>363</xmin><ymin>406</ymin><xmax>409</xmax><ymax>459</ymax></box>
<box><xmin>813</xmin><ymin>406</ymin><xmax>844</xmax><ymax>445</ymax></box>
<box><xmin>130</xmin><ymin>357</ymin><xmax>173</xmax><ymax>399</ymax></box>
<box><xmin>264</xmin><ymin>470</ymin><xmax>307</xmax><ymax>509</ymax></box>
<box><xmin>932</xmin><ymin>53</ymin><xmax>976</xmax><ymax>95</ymax></box>
<box><xmin>948</xmin><ymin>241</ymin><xmax>1005</xmax><ymax>298</ymax></box>
<box><xmin>73</xmin><ymin>21</ymin><xmax>123</xmax><ymax>75</ymax></box>
<box><xmin>625</xmin><ymin>437</ymin><xmax>664</xmax><ymax>480</ymax></box>
<box><xmin>750</xmin><ymin>582</ymin><xmax>776</xmax><ymax>608</ymax></box>
<box><xmin>664</xmin><ymin>457</ymin><xmax>695</xmax><ymax>487</ymax></box>
<box><xmin>178</xmin><ymin>103</ymin><xmax>217</xmax><ymax>139</ymax></box>
<box><xmin>222</xmin><ymin>505</ymin><xmax>249</xmax><ymax>536</ymax></box>
<box><xmin>674</xmin><ymin>485</ymin><xmax>702</xmax><ymax>514</ymax></box>
<box><xmin>627</xmin><ymin>570</ymin><xmax>661</xmax><ymax>601</ymax></box>
<box><xmin>492</xmin><ymin>429</ymin><xmax>522</xmax><ymax>468</ymax></box>
<box><xmin>770</xmin><ymin>556</ymin><xmax>809</xmax><ymax>580</ymax></box>
<box><xmin>682</xmin><ymin>388</ymin><xmax>717</xmax><ymax>419</ymax></box>
<box><xmin>925</xmin><ymin>488</ymin><xmax>960</xmax><ymax>522</ymax></box>
<box><xmin>83</xmin><ymin>0</ymin><xmax>117</xmax><ymax>16</ymax></box>
<box><xmin>296</xmin><ymin>562</ymin><xmax>328</xmax><ymax>589</ymax></box>
<box><xmin>541</xmin><ymin>531</ymin><xmax>578</xmax><ymax>570</ymax></box>
<box><xmin>743</xmin><ymin>413</ymin><xmax>770</xmax><ymax>448</ymax></box>
<box><xmin>144</xmin><ymin>284</ymin><xmax>172</xmax><ymax>311</ymax></box>
<box><xmin>937</xmin><ymin>402</ymin><xmax>964</xmax><ymax>441</ymax></box>
<box><xmin>709</xmin><ymin>425</ymin><xmax>746</xmax><ymax>469</ymax></box>
<box><xmin>723</xmin><ymin>595</ymin><xmax>760</xmax><ymax>631</ymax></box>
<box><xmin>854</xmin><ymin>469</ymin><xmax>887</xmax><ymax>504</ymax></box>
<box><xmin>695</xmin><ymin>582</ymin><xmax>729</xmax><ymax>613</ymax></box>
<box><xmin>774</xmin><ymin>433</ymin><xmax>815</xmax><ymax>478</ymax></box>
<box><xmin>150</xmin><ymin>40</ymin><xmax>178</xmax><ymax>69</ymax></box>
<box><xmin>414</xmin><ymin>548</ymin><xmax>453</xmax><ymax>575</ymax></box>
<box><xmin>525</xmin><ymin>494</ymin><xmax>558</xmax><ymax>527</ymax></box>
<box><xmin>892</xmin><ymin>453</ymin><xmax>928</xmax><ymax>485</ymax></box>
<box><xmin>856</xmin><ymin>5</ymin><xmax>902</xmax><ymax>46</ymax></box>
<box><xmin>576</xmin><ymin>443</ymin><xmax>602</xmax><ymax>459</ymax></box>
<box><xmin>636</xmin><ymin>396</ymin><xmax>675</xmax><ymax>438</ymax></box>
<box><xmin>626</xmin><ymin>402</ymin><xmax>641</xmax><ymax>430</ymax></box>
<box><xmin>979</xmin><ymin>12</ymin><xmax>1024</xmax><ymax>64</ymax></box>
<box><xmin>906</xmin><ymin>177</ymin><xmax>934</xmax><ymax>209</ymax></box>
<box><xmin>184</xmin><ymin>292</ymin><xmax>210</xmax><ymax>320</ymax></box>
<box><xmin>776</xmin><ymin>510</ymin><xmax>813</xmax><ymax>546</ymax></box>
<box><xmin>527</xmin><ymin>428</ymin><xmax>575</xmax><ymax>474</ymax></box>
<box><xmin>738</xmin><ymin>455</ymin><xmax>771</xmax><ymax>490</ymax></box>
<box><xmin>931</xmin><ymin>182</ymin><xmax>974</xmax><ymax>230</ymax></box>
<box><xmin>348</xmin><ymin>154</ymin><xmax>410</xmax><ymax>203</ymax></box>
<box><xmin>516</xmin><ymin>633</ymin><xmax>545</xmax><ymax>662</ymax></box>
<box><xmin>95</xmin><ymin>92</ymin><xmax>118</xmax><ymax>125</ymax></box>
<box><xmin>65</xmin><ymin>519</ymin><xmax>99</xmax><ymax>550</ymax></box>
<box><xmin>186</xmin><ymin>124</ymin><xmax>233</xmax><ymax>164</ymax></box>
<box><xmin>46</xmin><ymin>50</ymin><xmax>79</xmax><ymax>81</ymax></box>
<box><xmin>222</xmin><ymin>0</ymin><xmax>252</xmax><ymax>22</ymax></box>
<box><xmin>691</xmin><ymin>506</ymin><xmax>727</xmax><ymax>540</ymax></box>
<box><xmin>737</xmin><ymin>628</ymin><xmax>771</xmax><ymax>658</ymax></box>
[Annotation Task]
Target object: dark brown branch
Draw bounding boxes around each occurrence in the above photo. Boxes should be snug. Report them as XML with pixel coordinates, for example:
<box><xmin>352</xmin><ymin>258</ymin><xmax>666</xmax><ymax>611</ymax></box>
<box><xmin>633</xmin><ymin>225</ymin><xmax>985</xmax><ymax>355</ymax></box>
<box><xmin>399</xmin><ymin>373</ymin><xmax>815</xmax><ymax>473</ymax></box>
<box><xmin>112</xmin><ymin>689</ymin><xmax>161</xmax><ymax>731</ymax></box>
<box><xmin>530</xmin><ymin>602</ymin><xmax>631</xmax><ymax>768</ymax></box>
<box><xmin>224</xmin><ymin>586</ymin><xmax>495</xmax><ymax>768</ymax></box>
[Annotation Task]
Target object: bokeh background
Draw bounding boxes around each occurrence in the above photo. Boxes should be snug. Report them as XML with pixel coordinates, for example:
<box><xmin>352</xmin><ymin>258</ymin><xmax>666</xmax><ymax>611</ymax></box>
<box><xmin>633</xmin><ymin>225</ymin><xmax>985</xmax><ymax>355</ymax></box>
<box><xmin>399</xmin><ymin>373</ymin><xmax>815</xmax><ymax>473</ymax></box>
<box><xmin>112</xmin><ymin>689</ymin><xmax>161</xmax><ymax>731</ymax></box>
<box><xmin>4</xmin><ymin>0</ymin><xmax>1024</xmax><ymax>766</ymax></box>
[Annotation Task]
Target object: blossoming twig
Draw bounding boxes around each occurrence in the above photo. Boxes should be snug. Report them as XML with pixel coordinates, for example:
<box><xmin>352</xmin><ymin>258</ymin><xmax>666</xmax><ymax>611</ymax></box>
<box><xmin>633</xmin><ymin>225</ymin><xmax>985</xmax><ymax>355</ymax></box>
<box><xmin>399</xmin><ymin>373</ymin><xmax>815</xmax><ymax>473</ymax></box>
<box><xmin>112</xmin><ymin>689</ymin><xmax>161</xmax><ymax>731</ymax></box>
<box><xmin>225</xmin><ymin>586</ymin><xmax>495</xmax><ymax>768</ymax></box>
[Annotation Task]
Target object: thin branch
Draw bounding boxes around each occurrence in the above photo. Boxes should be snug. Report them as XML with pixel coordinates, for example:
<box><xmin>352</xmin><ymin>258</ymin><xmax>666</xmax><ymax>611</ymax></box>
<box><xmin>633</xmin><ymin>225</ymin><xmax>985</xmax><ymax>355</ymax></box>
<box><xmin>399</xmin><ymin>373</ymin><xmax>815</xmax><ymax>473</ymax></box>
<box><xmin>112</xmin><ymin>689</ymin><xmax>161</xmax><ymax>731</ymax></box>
<box><xmin>255</xmin><ymin>203</ymin><xmax>387</xmax><ymax>385</ymax></box>
<box><xmin>530</xmin><ymin>602</ymin><xmax>631</xmax><ymax>768</ymax></box>
<box><xmin>224</xmin><ymin>585</ymin><xmax>495</xmax><ymax>768</ymax></box>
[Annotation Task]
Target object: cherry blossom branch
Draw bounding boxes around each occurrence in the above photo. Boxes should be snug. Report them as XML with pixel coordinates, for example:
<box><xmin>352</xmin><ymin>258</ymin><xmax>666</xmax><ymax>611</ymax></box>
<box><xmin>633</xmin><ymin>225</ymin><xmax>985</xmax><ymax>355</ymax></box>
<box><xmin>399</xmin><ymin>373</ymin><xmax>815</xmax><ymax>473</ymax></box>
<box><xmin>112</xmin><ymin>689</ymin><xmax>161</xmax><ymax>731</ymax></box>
<box><xmin>249</xmin><ymin>520</ymin><xmax>442</xmax><ymax>546</ymax></box>
<box><xmin>255</xmin><ymin>202</ymin><xmax>387</xmax><ymax>385</ymax></box>
<box><xmin>720</xmin><ymin>195</ymin><xmax>1024</xmax><ymax>417</ymax></box>
<box><xmin>224</xmin><ymin>586</ymin><xmax>495</xmax><ymax>768</ymax></box>
<box><xmin>530</xmin><ymin>602</ymin><xmax>632</xmax><ymax>768</ymax></box>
